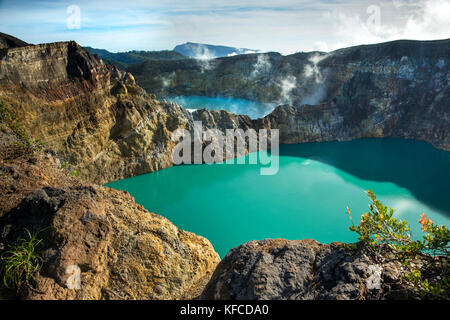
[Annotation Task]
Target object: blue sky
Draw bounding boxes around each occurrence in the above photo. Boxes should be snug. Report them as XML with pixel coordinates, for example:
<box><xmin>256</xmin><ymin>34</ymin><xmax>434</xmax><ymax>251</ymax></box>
<box><xmin>0</xmin><ymin>0</ymin><xmax>449</xmax><ymax>54</ymax></box>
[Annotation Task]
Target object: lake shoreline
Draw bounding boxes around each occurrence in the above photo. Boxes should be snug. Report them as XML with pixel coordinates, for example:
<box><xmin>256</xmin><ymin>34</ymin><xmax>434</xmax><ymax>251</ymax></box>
<box><xmin>107</xmin><ymin>138</ymin><xmax>450</xmax><ymax>258</ymax></box>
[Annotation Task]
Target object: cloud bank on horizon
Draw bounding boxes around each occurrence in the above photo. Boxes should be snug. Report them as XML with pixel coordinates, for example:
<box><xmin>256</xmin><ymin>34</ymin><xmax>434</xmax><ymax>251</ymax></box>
<box><xmin>0</xmin><ymin>0</ymin><xmax>449</xmax><ymax>54</ymax></box>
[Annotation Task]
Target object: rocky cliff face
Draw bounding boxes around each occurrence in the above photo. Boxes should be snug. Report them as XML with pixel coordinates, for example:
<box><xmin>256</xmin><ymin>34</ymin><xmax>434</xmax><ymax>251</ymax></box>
<box><xmin>0</xmin><ymin>39</ymin><xmax>269</xmax><ymax>184</ymax></box>
<box><xmin>129</xmin><ymin>39</ymin><xmax>450</xmax><ymax>150</ymax></box>
<box><xmin>130</xmin><ymin>39</ymin><xmax>449</xmax><ymax>104</ymax></box>
<box><xmin>1</xmin><ymin>38</ymin><xmax>448</xmax><ymax>187</ymax></box>
<box><xmin>0</xmin><ymin>37</ymin><xmax>222</xmax><ymax>300</ymax></box>
<box><xmin>0</xmin><ymin>124</ymin><xmax>219</xmax><ymax>300</ymax></box>
<box><xmin>254</xmin><ymin>99</ymin><xmax>449</xmax><ymax>151</ymax></box>
<box><xmin>0</xmin><ymin>40</ymin><xmax>192</xmax><ymax>184</ymax></box>
<box><xmin>201</xmin><ymin>239</ymin><xmax>411</xmax><ymax>300</ymax></box>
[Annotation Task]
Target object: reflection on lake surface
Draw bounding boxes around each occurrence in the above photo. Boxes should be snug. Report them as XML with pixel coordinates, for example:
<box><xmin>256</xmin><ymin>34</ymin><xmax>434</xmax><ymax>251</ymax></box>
<box><xmin>107</xmin><ymin>138</ymin><xmax>450</xmax><ymax>258</ymax></box>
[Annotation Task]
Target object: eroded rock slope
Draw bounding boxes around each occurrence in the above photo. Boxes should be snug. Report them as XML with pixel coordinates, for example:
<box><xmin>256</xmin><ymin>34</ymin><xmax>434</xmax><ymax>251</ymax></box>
<box><xmin>0</xmin><ymin>124</ymin><xmax>219</xmax><ymax>300</ymax></box>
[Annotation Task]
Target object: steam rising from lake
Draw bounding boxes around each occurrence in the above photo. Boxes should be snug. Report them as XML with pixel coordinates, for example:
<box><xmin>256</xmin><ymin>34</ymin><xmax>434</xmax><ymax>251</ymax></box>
<box><xmin>165</xmin><ymin>96</ymin><xmax>275</xmax><ymax>119</ymax></box>
<box><xmin>300</xmin><ymin>54</ymin><xmax>328</xmax><ymax>105</ymax></box>
<box><xmin>249</xmin><ymin>53</ymin><xmax>329</xmax><ymax>106</ymax></box>
<box><xmin>164</xmin><ymin>52</ymin><xmax>331</xmax><ymax>117</ymax></box>
<box><xmin>192</xmin><ymin>44</ymin><xmax>215</xmax><ymax>72</ymax></box>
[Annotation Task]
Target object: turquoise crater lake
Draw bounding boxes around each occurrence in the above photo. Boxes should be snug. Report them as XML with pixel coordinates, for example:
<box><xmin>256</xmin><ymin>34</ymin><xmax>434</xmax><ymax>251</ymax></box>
<box><xmin>165</xmin><ymin>96</ymin><xmax>275</xmax><ymax>119</ymax></box>
<box><xmin>107</xmin><ymin>139</ymin><xmax>450</xmax><ymax>258</ymax></box>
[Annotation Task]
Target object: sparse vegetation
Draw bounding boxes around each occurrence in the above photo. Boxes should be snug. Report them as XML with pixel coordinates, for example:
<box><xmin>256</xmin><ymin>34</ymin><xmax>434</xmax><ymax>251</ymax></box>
<box><xmin>0</xmin><ymin>102</ymin><xmax>45</xmax><ymax>155</ymax></box>
<box><xmin>347</xmin><ymin>191</ymin><xmax>449</xmax><ymax>299</ymax></box>
<box><xmin>60</xmin><ymin>160</ymin><xmax>79</xmax><ymax>176</ymax></box>
<box><xmin>0</xmin><ymin>229</ymin><xmax>44</xmax><ymax>290</ymax></box>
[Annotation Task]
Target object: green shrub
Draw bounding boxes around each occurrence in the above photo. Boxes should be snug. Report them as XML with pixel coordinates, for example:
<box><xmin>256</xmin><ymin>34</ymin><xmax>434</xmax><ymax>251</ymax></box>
<box><xmin>347</xmin><ymin>190</ymin><xmax>449</xmax><ymax>299</ymax></box>
<box><xmin>0</xmin><ymin>229</ymin><xmax>44</xmax><ymax>290</ymax></box>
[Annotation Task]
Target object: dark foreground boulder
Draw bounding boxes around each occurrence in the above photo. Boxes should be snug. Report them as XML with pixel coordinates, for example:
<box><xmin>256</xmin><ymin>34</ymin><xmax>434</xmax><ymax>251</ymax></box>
<box><xmin>201</xmin><ymin>239</ymin><xmax>412</xmax><ymax>300</ymax></box>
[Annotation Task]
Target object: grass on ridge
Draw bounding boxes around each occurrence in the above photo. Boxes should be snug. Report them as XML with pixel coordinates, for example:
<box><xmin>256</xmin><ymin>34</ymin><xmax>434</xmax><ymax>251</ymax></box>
<box><xmin>0</xmin><ymin>229</ymin><xmax>44</xmax><ymax>290</ymax></box>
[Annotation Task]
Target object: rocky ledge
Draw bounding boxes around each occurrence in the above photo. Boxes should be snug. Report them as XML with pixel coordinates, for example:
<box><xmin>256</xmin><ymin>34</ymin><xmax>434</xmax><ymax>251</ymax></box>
<box><xmin>201</xmin><ymin>239</ymin><xmax>412</xmax><ymax>300</ymax></box>
<box><xmin>0</xmin><ymin>126</ymin><xmax>220</xmax><ymax>299</ymax></box>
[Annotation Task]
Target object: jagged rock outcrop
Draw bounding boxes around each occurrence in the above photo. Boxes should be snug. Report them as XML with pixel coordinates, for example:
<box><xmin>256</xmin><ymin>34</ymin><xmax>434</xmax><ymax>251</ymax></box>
<box><xmin>0</xmin><ymin>125</ymin><xmax>220</xmax><ymax>300</ymax></box>
<box><xmin>201</xmin><ymin>239</ymin><xmax>411</xmax><ymax>300</ymax></box>
<box><xmin>0</xmin><ymin>40</ymin><xmax>193</xmax><ymax>184</ymax></box>
<box><xmin>0</xmin><ymin>38</ymin><xmax>267</xmax><ymax>184</ymax></box>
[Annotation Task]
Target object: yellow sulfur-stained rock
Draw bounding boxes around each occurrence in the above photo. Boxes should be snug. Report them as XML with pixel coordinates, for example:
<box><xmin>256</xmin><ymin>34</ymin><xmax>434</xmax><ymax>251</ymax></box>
<box><xmin>0</xmin><ymin>127</ymin><xmax>220</xmax><ymax>300</ymax></box>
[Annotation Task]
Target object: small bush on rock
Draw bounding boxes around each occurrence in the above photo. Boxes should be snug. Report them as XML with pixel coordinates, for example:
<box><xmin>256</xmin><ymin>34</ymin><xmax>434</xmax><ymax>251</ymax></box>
<box><xmin>347</xmin><ymin>191</ymin><xmax>449</xmax><ymax>299</ymax></box>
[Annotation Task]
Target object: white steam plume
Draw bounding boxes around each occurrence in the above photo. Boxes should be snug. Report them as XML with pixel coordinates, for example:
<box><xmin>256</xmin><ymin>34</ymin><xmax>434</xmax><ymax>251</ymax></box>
<box><xmin>193</xmin><ymin>45</ymin><xmax>215</xmax><ymax>73</ymax></box>
<box><xmin>251</xmin><ymin>54</ymin><xmax>271</xmax><ymax>78</ymax></box>
<box><xmin>160</xmin><ymin>71</ymin><xmax>176</xmax><ymax>88</ymax></box>
<box><xmin>277</xmin><ymin>75</ymin><xmax>297</xmax><ymax>105</ymax></box>
<box><xmin>300</xmin><ymin>54</ymin><xmax>328</xmax><ymax>105</ymax></box>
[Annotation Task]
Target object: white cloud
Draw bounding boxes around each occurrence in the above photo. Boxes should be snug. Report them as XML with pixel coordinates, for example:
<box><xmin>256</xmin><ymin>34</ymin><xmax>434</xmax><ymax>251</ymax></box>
<box><xmin>321</xmin><ymin>0</ymin><xmax>450</xmax><ymax>51</ymax></box>
<box><xmin>402</xmin><ymin>0</ymin><xmax>450</xmax><ymax>39</ymax></box>
<box><xmin>312</xmin><ymin>41</ymin><xmax>330</xmax><ymax>52</ymax></box>
<box><xmin>0</xmin><ymin>0</ymin><xmax>448</xmax><ymax>53</ymax></box>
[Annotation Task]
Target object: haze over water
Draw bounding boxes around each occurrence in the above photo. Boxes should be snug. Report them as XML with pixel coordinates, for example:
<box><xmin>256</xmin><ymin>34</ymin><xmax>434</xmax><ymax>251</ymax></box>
<box><xmin>107</xmin><ymin>138</ymin><xmax>450</xmax><ymax>258</ymax></box>
<box><xmin>165</xmin><ymin>96</ymin><xmax>275</xmax><ymax>119</ymax></box>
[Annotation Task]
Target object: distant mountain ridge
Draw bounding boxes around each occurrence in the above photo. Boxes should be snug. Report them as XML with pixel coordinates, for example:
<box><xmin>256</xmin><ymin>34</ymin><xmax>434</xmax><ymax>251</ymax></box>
<box><xmin>84</xmin><ymin>47</ymin><xmax>187</xmax><ymax>69</ymax></box>
<box><xmin>84</xmin><ymin>42</ymin><xmax>261</xmax><ymax>70</ymax></box>
<box><xmin>173</xmin><ymin>42</ymin><xmax>260</xmax><ymax>58</ymax></box>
